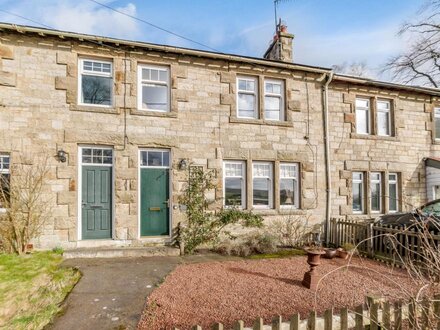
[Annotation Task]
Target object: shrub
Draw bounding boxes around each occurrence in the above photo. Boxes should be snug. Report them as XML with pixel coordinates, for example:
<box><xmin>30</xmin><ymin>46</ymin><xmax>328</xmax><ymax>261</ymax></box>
<box><xmin>178</xmin><ymin>167</ymin><xmax>263</xmax><ymax>254</ymax></box>
<box><xmin>0</xmin><ymin>155</ymin><xmax>52</xmax><ymax>254</ymax></box>
<box><xmin>214</xmin><ymin>231</ymin><xmax>278</xmax><ymax>257</ymax></box>
<box><xmin>266</xmin><ymin>215</ymin><xmax>316</xmax><ymax>248</ymax></box>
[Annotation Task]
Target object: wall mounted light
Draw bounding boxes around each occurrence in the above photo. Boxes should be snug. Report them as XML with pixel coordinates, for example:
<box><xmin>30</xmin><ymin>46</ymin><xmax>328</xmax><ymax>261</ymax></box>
<box><xmin>56</xmin><ymin>149</ymin><xmax>67</xmax><ymax>163</ymax></box>
<box><xmin>178</xmin><ymin>159</ymin><xmax>188</xmax><ymax>171</ymax></box>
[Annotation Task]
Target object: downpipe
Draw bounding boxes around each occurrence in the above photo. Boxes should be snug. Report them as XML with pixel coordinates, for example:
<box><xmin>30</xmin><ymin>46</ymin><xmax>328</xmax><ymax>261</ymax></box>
<box><xmin>323</xmin><ymin>72</ymin><xmax>334</xmax><ymax>245</ymax></box>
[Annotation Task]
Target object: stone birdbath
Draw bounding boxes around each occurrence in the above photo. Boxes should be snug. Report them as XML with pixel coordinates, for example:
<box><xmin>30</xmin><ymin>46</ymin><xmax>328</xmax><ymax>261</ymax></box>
<box><xmin>302</xmin><ymin>248</ymin><xmax>325</xmax><ymax>290</ymax></box>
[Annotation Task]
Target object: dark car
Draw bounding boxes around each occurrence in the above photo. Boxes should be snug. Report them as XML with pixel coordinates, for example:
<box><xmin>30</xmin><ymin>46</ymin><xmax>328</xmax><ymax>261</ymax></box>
<box><xmin>376</xmin><ymin>199</ymin><xmax>440</xmax><ymax>232</ymax></box>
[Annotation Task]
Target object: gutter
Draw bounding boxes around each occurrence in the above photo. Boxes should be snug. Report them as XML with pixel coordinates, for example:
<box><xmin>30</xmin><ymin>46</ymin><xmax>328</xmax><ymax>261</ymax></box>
<box><xmin>323</xmin><ymin>71</ymin><xmax>334</xmax><ymax>245</ymax></box>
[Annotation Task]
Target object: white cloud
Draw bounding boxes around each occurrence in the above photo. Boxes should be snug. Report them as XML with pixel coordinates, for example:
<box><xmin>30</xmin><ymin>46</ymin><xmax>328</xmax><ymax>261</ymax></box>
<box><xmin>0</xmin><ymin>0</ymin><xmax>141</xmax><ymax>39</ymax></box>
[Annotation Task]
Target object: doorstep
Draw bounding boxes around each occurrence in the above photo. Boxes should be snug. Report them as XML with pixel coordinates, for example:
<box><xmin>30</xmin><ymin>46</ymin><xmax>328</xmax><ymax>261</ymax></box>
<box><xmin>63</xmin><ymin>246</ymin><xmax>180</xmax><ymax>259</ymax></box>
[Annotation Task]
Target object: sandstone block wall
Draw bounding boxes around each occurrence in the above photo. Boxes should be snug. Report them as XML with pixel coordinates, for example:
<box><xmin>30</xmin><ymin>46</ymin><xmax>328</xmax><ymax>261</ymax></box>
<box><xmin>0</xmin><ymin>31</ymin><xmax>327</xmax><ymax>249</ymax></box>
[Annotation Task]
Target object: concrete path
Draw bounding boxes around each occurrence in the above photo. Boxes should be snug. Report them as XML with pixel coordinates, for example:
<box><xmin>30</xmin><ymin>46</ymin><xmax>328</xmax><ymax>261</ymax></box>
<box><xmin>47</xmin><ymin>254</ymin><xmax>238</xmax><ymax>330</ymax></box>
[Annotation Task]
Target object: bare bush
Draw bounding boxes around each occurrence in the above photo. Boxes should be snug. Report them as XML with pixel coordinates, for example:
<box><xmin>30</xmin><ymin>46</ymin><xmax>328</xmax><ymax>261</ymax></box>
<box><xmin>214</xmin><ymin>232</ymin><xmax>278</xmax><ymax>257</ymax></box>
<box><xmin>0</xmin><ymin>155</ymin><xmax>52</xmax><ymax>254</ymax></box>
<box><xmin>267</xmin><ymin>215</ymin><xmax>317</xmax><ymax>248</ymax></box>
<box><xmin>385</xmin><ymin>0</ymin><xmax>440</xmax><ymax>87</ymax></box>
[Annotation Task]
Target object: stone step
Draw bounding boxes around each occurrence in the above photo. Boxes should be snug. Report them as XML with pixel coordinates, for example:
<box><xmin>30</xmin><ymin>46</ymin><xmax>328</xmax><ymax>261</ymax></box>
<box><xmin>63</xmin><ymin>246</ymin><xmax>180</xmax><ymax>259</ymax></box>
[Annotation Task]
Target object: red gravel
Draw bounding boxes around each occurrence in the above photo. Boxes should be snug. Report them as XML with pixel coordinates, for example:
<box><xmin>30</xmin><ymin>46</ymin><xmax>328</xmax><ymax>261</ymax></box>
<box><xmin>138</xmin><ymin>256</ymin><xmax>414</xmax><ymax>329</ymax></box>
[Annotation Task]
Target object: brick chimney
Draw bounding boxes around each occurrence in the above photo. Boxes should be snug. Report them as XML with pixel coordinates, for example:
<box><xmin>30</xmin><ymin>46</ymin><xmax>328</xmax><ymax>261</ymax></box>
<box><xmin>263</xmin><ymin>21</ymin><xmax>294</xmax><ymax>63</ymax></box>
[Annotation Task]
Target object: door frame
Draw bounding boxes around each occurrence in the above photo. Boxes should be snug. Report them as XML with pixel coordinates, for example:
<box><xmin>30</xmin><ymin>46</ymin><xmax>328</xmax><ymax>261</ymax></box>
<box><xmin>137</xmin><ymin>148</ymin><xmax>172</xmax><ymax>239</ymax></box>
<box><xmin>77</xmin><ymin>145</ymin><xmax>115</xmax><ymax>241</ymax></box>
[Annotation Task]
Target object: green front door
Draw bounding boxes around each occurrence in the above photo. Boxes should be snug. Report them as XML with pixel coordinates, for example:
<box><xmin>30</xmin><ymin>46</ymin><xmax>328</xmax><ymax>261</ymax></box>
<box><xmin>82</xmin><ymin>166</ymin><xmax>112</xmax><ymax>239</ymax></box>
<box><xmin>140</xmin><ymin>168</ymin><xmax>170</xmax><ymax>236</ymax></box>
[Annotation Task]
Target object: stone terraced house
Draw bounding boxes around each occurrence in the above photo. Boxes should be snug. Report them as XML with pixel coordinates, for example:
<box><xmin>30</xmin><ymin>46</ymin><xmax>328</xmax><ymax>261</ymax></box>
<box><xmin>1</xmin><ymin>22</ymin><xmax>440</xmax><ymax>250</ymax></box>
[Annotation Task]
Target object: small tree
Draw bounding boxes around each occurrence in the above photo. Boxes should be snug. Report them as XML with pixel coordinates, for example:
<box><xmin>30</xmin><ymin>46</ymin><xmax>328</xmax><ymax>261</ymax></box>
<box><xmin>0</xmin><ymin>155</ymin><xmax>52</xmax><ymax>254</ymax></box>
<box><xmin>178</xmin><ymin>167</ymin><xmax>263</xmax><ymax>254</ymax></box>
<box><xmin>385</xmin><ymin>0</ymin><xmax>440</xmax><ymax>87</ymax></box>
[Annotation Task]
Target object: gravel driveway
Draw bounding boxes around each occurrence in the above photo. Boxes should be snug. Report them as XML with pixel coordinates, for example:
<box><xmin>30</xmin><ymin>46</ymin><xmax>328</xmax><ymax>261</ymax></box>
<box><xmin>138</xmin><ymin>256</ymin><xmax>414</xmax><ymax>329</ymax></box>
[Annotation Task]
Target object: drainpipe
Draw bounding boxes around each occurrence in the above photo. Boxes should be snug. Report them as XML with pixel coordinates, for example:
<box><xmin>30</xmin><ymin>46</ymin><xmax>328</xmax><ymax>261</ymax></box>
<box><xmin>323</xmin><ymin>71</ymin><xmax>334</xmax><ymax>245</ymax></box>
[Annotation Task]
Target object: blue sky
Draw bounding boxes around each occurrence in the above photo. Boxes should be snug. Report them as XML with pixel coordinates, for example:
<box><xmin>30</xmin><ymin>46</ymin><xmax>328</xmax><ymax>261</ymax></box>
<box><xmin>0</xmin><ymin>0</ymin><xmax>424</xmax><ymax>79</ymax></box>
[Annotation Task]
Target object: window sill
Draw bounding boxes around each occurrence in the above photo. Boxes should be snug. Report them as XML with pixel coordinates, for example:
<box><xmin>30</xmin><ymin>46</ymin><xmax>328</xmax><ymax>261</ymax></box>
<box><xmin>249</xmin><ymin>208</ymin><xmax>306</xmax><ymax>216</ymax></box>
<box><xmin>350</xmin><ymin>133</ymin><xmax>397</xmax><ymax>141</ymax></box>
<box><xmin>131</xmin><ymin>109</ymin><xmax>177</xmax><ymax>118</ymax></box>
<box><xmin>71</xmin><ymin>104</ymin><xmax>119</xmax><ymax>114</ymax></box>
<box><xmin>229</xmin><ymin>117</ymin><xmax>292</xmax><ymax>127</ymax></box>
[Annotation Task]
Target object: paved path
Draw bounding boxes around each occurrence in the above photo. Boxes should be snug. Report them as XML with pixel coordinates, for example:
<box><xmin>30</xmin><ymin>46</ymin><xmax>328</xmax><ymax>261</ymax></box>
<box><xmin>47</xmin><ymin>254</ymin><xmax>238</xmax><ymax>330</ymax></box>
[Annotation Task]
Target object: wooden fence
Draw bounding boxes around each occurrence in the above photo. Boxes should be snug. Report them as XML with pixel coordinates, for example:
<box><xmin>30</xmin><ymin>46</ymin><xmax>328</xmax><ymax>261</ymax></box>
<box><xmin>179</xmin><ymin>296</ymin><xmax>440</xmax><ymax>330</ymax></box>
<box><xmin>329</xmin><ymin>218</ymin><xmax>440</xmax><ymax>264</ymax></box>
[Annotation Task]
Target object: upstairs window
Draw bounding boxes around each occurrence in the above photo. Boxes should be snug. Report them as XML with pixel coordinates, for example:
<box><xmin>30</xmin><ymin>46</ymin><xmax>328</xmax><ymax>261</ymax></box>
<box><xmin>79</xmin><ymin>59</ymin><xmax>113</xmax><ymax>106</ymax></box>
<box><xmin>264</xmin><ymin>79</ymin><xmax>284</xmax><ymax>121</ymax></box>
<box><xmin>279</xmin><ymin>163</ymin><xmax>299</xmax><ymax>208</ymax></box>
<box><xmin>223</xmin><ymin>161</ymin><xmax>246</xmax><ymax>208</ymax></box>
<box><xmin>253</xmin><ymin>162</ymin><xmax>273</xmax><ymax>208</ymax></box>
<box><xmin>0</xmin><ymin>155</ymin><xmax>10</xmax><ymax>209</ymax></box>
<box><xmin>355</xmin><ymin>98</ymin><xmax>370</xmax><ymax>134</ymax></box>
<box><xmin>138</xmin><ymin>65</ymin><xmax>170</xmax><ymax>112</ymax></box>
<box><xmin>237</xmin><ymin>76</ymin><xmax>258</xmax><ymax>119</ymax></box>
<box><xmin>435</xmin><ymin>108</ymin><xmax>440</xmax><ymax>140</ymax></box>
<box><xmin>377</xmin><ymin>100</ymin><xmax>391</xmax><ymax>136</ymax></box>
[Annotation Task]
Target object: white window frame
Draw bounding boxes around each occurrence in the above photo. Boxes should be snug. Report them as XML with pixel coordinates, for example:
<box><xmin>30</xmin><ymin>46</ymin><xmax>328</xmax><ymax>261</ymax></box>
<box><xmin>352</xmin><ymin>172</ymin><xmax>364</xmax><ymax>214</ymax></box>
<box><xmin>252</xmin><ymin>161</ymin><xmax>274</xmax><ymax>209</ymax></box>
<box><xmin>435</xmin><ymin>108</ymin><xmax>440</xmax><ymax>140</ymax></box>
<box><xmin>139</xmin><ymin>149</ymin><xmax>170</xmax><ymax>169</ymax></box>
<box><xmin>377</xmin><ymin>99</ymin><xmax>392</xmax><ymax>136</ymax></box>
<box><xmin>223</xmin><ymin>161</ymin><xmax>246</xmax><ymax>209</ymax></box>
<box><xmin>78</xmin><ymin>58</ymin><xmax>113</xmax><ymax>108</ymax></box>
<box><xmin>80</xmin><ymin>146</ymin><xmax>114</xmax><ymax>166</ymax></box>
<box><xmin>0</xmin><ymin>154</ymin><xmax>10</xmax><ymax>212</ymax></box>
<box><xmin>237</xmin><ymin>76</ymin><xmax>258</xmax><ymax>119</ymax></box>
<box><xmin>137</xmin><ymin>64</ymin><xmax>170</xmax><ymax>112</ymax></box>
<box><xmin>355</xmin><ymin>98</ymin><xmax>371</xmax><ymax>135</ymax></box>
<box><xmin>388</xmin><ymin>173</ymin><xmax>399</xmax><ymax>213</ymax></box>
<box><xmin>370</xmin><ymin>172</ymin><xmax>382</xmax><ymax>213</ymax></box>
<box><xmin>279</xmin><ymin>163</ymin><xmax>299</xmax><ymax>209</ymax></box>
<box><xmin>264</xmin><ymin>79</ymin><xmax>285</xmax><ymax>121</ymax></box>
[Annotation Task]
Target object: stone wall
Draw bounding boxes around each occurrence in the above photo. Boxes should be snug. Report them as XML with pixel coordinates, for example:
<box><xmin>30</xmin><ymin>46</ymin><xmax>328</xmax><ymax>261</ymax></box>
<box><xmin>0</xmin><ymin>31</ymin><xmax>327</xmax><ymax>249</ymax></box>
<box><xmin>328</xmin><ymin>81</ymin><xmax>440</xmax><ymax>221</ymax></box>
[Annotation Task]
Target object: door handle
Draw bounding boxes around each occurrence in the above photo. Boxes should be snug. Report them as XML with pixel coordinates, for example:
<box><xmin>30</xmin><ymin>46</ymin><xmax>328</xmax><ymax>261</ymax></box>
<box><xmin>149</xmin><ymin>207</ymin><xmax>161</xmax><ymax>211</ymax></box>
<box><xmin>163</xmin><ymin>200</ymin><xmax>170</xmax><ymax>207</ymax></box>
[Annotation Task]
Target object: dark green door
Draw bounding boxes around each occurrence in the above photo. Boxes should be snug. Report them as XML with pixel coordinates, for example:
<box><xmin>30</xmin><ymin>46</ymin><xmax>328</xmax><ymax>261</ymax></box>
<box><xmin>140</xmin><ymin>168</ymin><xmax>169</xmax><ymax>236</ymax></box>
<box><xmin>82</xmin><ymin>166</ymin><xmax>112</xmax><ymax>239</ymax></box>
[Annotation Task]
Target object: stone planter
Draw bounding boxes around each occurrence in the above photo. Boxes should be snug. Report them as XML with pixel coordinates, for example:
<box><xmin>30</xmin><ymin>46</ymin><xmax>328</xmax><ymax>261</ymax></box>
<box><xmin>302</xmin><ymin>249</ymin><xmax>325</xmax><ymax>290</ymax></box>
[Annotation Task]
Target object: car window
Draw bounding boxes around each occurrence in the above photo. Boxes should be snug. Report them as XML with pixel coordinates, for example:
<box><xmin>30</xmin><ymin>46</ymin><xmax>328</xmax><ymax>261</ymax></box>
<box><xmin>422</xmin><ymin>201</ymin><xmax>440</xmax><ymax>216</ymax></box>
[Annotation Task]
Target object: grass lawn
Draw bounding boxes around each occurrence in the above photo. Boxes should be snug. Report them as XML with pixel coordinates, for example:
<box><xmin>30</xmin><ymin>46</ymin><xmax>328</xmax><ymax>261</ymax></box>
<box><xmin>0</xmin><ymin>251</ymin><xmax>81</xmax><ymax>330</ymax></box>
